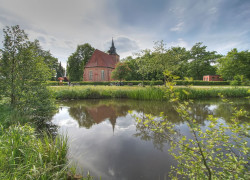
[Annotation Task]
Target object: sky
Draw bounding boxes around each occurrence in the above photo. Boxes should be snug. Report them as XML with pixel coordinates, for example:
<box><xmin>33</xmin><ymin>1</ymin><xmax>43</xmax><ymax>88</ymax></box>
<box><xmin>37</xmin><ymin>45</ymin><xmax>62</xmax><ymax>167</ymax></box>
<box><xmin>0</xmin><ymin>0</ymin><xmax>249</xmax><ymax>68</ymax></box>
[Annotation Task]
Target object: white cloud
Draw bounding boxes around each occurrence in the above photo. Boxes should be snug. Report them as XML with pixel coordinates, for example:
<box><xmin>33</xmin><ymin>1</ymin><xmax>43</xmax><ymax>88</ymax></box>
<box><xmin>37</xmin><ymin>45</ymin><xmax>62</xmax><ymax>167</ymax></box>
<box><xmin>170</xmin><ymin>22</ymin><xmax>184</xmax><ymax>32</ymax></box>
<box><xmin>0</xmin><ymin>0</ymin><xmax>249</xmax><ymax>67</ymax></box>
<box><xmin>169</xmin><ymin>38</ymin><xmax>189</xmax><ymax>49</ymax></box>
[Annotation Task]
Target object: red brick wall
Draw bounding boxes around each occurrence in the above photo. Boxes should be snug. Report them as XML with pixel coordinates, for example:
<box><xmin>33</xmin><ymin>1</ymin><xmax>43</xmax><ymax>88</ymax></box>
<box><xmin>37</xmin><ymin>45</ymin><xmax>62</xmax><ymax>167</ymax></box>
<box><xmin>203</xmin><ymin>75</ymin><xmax>223</xmax><ymax>81</ymax></box>
<box><xmin>83</xmin><ymin>67</ymin><xmax>114</xmax><ymax>81</ymax></box>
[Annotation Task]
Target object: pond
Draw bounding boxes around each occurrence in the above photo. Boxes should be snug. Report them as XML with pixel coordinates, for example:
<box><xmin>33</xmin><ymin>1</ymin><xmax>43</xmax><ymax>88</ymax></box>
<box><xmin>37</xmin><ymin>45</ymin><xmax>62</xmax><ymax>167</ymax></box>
<box><xmin>51</xmin><ymin>98</ymin><xmax>250</xmax><ymax>180</ymax></box>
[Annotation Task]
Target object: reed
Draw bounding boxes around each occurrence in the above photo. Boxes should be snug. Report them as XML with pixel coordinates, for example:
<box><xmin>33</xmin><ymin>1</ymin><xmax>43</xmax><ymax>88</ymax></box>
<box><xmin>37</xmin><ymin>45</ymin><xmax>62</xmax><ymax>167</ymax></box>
<box><xmin>0</xmin><ymin>103</ymin><xmax>91</xmax><ymax>180</ymax></box>
<box><xmin>49</xmin><ymin>86</ymin><xmax>250</xmax><ymax>101</ymax></box>
<box><xmin>0</xmin><ymin>124</ymin><xmax>68</xmax><ymax>179</ymax></box>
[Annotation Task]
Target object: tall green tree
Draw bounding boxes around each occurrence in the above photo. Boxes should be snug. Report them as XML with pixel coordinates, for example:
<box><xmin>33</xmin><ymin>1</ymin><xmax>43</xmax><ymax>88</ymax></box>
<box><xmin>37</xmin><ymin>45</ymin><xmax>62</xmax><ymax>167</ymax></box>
<box><xmin>187</xmin><ymin>42</ymin><xmax>221</xmax><ymax>80</ymax></box>
<box><xmin>111</xmin><ymin>62</ymin><xmax>131</xmax><ymax>83</ymax></box>
<box><xmin>169</xmin><ymin>47</ymin><xmax>189</xmax><ymax>79</ymax></box>
<box><xmin>1</xmin><ymin>25</ymin><xmax>55</xmax><ymax>122</ymax></box>
<box><xmin>31</xmin><ymin>39</ymin><xmax>59</xmax><ymax>80</ymax></box>
<box><xmin>136</xmin><ymin>49</ymin><xmax>153</xmax><ymax>85</ymax></box>
<box><xmin>152</xmin><ymin>41</ymin><xmax>181</xmax><ymax>84</ymax></box>
<box><xmin>122</xmin><ymin>56</ymin><xmax>142</xmax><ymax>81</ymax></box>
<box><xmin>217</xmin><ymin>49</ymin><xmax>250</xmax><ymax>80</ymax></box>
<box><xmin>67</xmin><ymin>43</ymin><xmax>95</xmax><ymax>81</ymax></box>
<box><xmin>56</xmin><ymin>62</ymin><xmax>65</xmax><ymax>80</ymax></box>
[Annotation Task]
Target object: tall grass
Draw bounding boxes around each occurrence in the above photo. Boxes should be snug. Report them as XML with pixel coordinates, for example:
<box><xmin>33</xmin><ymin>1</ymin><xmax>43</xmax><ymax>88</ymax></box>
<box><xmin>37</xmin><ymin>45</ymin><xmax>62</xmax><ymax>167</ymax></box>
<box><xmin>0</xmin><ymin>102</ymin><xmax>92</xmax><ymax>180</ymax></box>
<box><xmin>50</xmin><ymin>86</ymin><xmax>250</xmax><ymax>101</ymax></box>
<box><xmin>0</xmin><ymin>124</ymin><xmax>68</xmax><ymax>179</ymax></box>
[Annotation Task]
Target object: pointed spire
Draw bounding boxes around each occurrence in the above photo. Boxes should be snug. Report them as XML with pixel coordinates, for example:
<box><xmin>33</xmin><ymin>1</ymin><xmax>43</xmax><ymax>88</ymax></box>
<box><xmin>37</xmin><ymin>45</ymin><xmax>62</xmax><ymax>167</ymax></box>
<box><xmin>108</xmin><ymin>38</ymin><xmax>117</xmax><ymax>55</ymax></box>
<box><xmin>111</xmin><ymin>37</ymin><xmax>115</xmax><ymax>48</ymax></box>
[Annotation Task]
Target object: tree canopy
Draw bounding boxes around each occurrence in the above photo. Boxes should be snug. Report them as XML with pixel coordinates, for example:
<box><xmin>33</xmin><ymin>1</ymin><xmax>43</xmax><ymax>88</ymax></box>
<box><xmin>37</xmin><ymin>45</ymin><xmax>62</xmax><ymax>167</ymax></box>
<box><xmin>111</xmin><ymin>62</ymin><xmax>131</xmax><ymax>82</ymax></box>
<box><xmin>1</xmin><ymin>25</ymin><xmax>55</xmax><ymax>121</ymax></box>
<box><xmin>217</xmin><ymin>49</ymin><xmax>250</xmax><ymax>80</ymax></box>
<box><xmin>187</xmin><ymin>42</ymin><xmax>221</xmax><ymax>80</ymax></box>
<box><xmin>67</xmin><ymin>43</ymin><xmax>95</xmax><ymax>81</ymax></box>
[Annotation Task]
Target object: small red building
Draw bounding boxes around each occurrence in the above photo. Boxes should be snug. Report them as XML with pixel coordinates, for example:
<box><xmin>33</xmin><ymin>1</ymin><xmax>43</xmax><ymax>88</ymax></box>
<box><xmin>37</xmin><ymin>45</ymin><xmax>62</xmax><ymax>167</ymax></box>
<box><xmin>83</xmin><ymin>39</ymin><xmax>119</xmax><ymax>81</ymax></box>
<box><xmin>203</xmin><ymin>75</ymin><xmax>223</xmax><ymax>81</ymax></box>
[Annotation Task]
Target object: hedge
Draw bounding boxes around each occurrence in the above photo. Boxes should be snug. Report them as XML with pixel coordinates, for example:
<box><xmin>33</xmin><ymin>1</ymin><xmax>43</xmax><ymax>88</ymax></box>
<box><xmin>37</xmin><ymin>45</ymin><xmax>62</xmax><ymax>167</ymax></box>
<box><xmin>175</xmin><ymin>80</ymin><xmax>230</xmax><ymax>86</ymax></box>
<box><xmin>46</xmin><ymin>80</ymin><xmax>232</xmax><ymax>86</ymax></box>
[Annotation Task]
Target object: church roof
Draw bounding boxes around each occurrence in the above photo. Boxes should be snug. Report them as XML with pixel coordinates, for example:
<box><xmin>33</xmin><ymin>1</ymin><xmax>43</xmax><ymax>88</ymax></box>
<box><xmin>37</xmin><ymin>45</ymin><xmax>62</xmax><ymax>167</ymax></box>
<box><xmin>85</xmin><ymin>49</ymin><xmax>117</xmax><ymax>68</ymax></box>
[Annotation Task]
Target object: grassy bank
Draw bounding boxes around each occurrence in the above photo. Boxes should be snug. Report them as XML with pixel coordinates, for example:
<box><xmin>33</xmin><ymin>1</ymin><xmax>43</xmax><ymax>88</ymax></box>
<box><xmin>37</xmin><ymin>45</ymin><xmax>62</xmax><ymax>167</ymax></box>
<box><xmin>0</xmin><ymin>102</ymin><xmax>91</xmax><ymax>180</ymax></box>
<box><xmin>50</xmin><ymin>86</ymin><xmax>250</xmax><ymax>101</ymax></box>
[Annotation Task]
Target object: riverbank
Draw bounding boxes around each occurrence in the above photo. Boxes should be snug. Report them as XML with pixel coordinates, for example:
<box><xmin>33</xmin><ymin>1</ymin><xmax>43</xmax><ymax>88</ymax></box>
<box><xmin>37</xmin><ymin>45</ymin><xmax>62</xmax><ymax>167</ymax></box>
<box><xmin>0</xmin><ymin>101</ymin><xmax>91</xmax><ymax>180</ymax></box>
<box><xmin>49</xmin><ymin>86</ymin><xmax>250</xmax><ymax>100</ymax></box>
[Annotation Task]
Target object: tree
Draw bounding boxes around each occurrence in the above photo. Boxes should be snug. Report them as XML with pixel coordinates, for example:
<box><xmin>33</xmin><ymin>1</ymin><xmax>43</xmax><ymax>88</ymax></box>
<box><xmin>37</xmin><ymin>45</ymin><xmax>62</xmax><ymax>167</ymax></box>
<box><xmin>31</xmin><ymin>39</ymin><xmax>59</xmax><ymax>81</ymax></box>
<box><xmin>151</xmin><ymin>41</ymin><xmax>182</xmax><ymax>84</ymax></box>
<box><xmin>1</xmin><ymin>25</ymin><xmax>55</xmax><ymax>122</ymax></box>
<box><xmin>135</xmin><ymin>71</ymin><xmax>249</xmax><ymax>179</ymax></box>
<box><xmin>67</xmin><ymin>43</ymin><xmax>95</xmax><ymax>81</ymax></box>
<box><xmin>111</xmin><ymin>62</ymin><xmax>131</xmax><ymax>83</ymax></box>
<box><xmin>135</xmin><ymin>49</ymin><xmax>154</xmax><ymax>86</ymax></box>
<box><xmin>169</xmin><ymin>47</ymin><xmax>189</xmax><ymax>79</ymax></box>
<box><xmin>217</xmin><ymin>49</ymin><xmax>250</xmax><ymax>80</ymax></box>
<box><xmin>56</xmin><ymin>62</ymin><xmax>65</xmax><ymax>80</ymax></box>
<box><xmin>122</xmin><ymin>56</ymin><xmax>142</xmax><ymax>81</ymax></box>
<box><xmin>187</xmin><ymin>42</ymin><xmax>221</xmax><ymax>80</ymax></box>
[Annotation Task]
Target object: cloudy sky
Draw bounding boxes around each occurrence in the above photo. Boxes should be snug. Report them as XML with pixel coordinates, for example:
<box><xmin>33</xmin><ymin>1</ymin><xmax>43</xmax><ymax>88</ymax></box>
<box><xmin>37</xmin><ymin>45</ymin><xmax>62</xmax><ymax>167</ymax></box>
<box><xmin>0</xmin><ymin>0</ymin><xmax>249</xmax><ymax>67</ymax></box>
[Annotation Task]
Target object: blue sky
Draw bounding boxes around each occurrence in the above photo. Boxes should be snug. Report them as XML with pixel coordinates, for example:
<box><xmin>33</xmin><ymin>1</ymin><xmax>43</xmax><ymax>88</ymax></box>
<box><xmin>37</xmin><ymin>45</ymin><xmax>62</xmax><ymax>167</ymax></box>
<box><xmin>0</xmin><ymin>0</ymin><xmax>249</xmax><ymax>67</ymax></box>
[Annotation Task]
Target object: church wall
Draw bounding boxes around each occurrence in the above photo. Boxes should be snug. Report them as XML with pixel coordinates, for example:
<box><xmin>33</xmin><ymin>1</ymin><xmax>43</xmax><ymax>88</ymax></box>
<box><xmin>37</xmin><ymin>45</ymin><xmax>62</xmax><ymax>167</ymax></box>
<box><xmin>83</xmin><ymin>67</ymin><xmax>114</xmax><ymax>81</ymax></box>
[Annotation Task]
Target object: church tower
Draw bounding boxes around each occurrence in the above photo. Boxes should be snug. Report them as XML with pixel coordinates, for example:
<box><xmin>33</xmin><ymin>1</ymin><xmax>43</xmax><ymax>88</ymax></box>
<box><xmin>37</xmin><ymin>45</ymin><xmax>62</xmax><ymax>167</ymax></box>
<box><xmin>108</xmin><ymin>38</ymin><xmax>120</xmax><ymax>63</ymax></box>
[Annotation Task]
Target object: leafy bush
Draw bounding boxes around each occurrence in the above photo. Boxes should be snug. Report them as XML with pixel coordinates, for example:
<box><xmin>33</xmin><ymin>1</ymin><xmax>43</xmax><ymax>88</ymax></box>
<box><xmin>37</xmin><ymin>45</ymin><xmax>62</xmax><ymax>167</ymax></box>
<box><xmin>47</xmin><ymin>80</ymin><xmax>232</xmax><ymax>86</ymax></box>
<box><xmin>230</xmin><ymin>75</ymin><xmax>250</xmax><ymax>86</ymax></box>
<box><xmin>175</xmin><ymin>80</ymin><xmax>230</xmax><ymax>86</ymax></box>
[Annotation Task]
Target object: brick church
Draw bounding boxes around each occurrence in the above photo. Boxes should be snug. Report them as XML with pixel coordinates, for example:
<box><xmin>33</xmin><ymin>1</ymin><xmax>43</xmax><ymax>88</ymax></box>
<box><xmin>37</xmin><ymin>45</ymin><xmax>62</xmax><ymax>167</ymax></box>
<box><xmin>83</xmin><ymin>39</ymin><xmax>120</xmax><ymax>81</ymax></box>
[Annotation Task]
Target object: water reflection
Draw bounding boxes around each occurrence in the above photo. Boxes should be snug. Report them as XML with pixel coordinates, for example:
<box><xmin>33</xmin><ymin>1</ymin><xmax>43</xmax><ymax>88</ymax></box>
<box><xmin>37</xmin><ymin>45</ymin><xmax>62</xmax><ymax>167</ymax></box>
<box><xmin>59</xmin><ymin>98</ymin><xmax>249</xmax><ymax>130</ymax></box>
<box><xmin>52</xmin><ymin>98</ymin><xmax>249</xmax><ymax>180</ymax></box>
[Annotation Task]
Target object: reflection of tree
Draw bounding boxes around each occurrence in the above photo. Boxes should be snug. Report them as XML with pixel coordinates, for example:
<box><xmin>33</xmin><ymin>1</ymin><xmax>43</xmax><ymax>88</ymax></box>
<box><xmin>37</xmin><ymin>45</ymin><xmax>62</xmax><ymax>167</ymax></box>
<box><xmin>134</xmin><ymin>112</ymin><xmax>181</xmax><ymax>151</ymax></box>
<box><xmin>133</xmin><ymin>98</ymin><xmax>250</xmax><ymax>150</ymax></box>
<box><xmin>68</xmin><ymin>106</ymin><xmax>95</xmax><ymax>129</ymax></box>
<box><xmin>59</xmin><ymin>98</ymin><xmax>250</xmax><ymax>141</ymax></box>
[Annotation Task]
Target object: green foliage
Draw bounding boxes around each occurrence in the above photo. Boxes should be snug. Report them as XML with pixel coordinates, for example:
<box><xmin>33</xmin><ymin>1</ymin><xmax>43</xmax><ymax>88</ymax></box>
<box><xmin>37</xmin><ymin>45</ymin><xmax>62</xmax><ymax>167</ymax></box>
<box><xmin>230</xmin><ymin>75</ymin><xmax>250</xmax><ymax>86</ymax></box>
<box><xmin>175</xmin><ymin>80</ymin><xmax>230</xmax><ymax>86</ymax></box>
<box><xmin>122</xmin><ymin>56</ymin><xmax>142</xmax><ymax>80</ymax></box>
<box><xmin>135</xmin><ymin>49</ymin><xmax>154</xmax><ymax>85</ymax></box>
<box><xmin>134</xmin><ymin>71</ymin><xmax>250</xmax><ymax>179</ymax></box>
<box><xmin>168</xmin><ymin>103</ymin><xmax>249</xmax><ymax>179</ymax></box>
<box><xmin>1</xmin><ymin>25</ymin><xmax>56</xmax><ymax>122</ymax></box>
<box><xmin>0</xmin><ymin>124</ymin><xmax>68</xmax><ymax>179</ymax></box>
<box><xmin>217</xmin><ymin>49</ymin><xmax>250</xmax><ymax>80</ymax></box>
<box><xmin>111</xmin><ymin>62</ymin><xmax>131</xmax><ymax>82</ymax></box>
<box><xmin>46</xmin><ymin>80</ymin><xmax>232</xmax><ymax>86</ymax></box>
<box><xmin>187</xmin><ymin>42</ymin><xmax>222</xmax><ymax>80</ymax></box>
<box><xmin>51</xmin><ymin>86</ymin><xmax>165</xmax><ymax>100</ymax></box>
<box><xmin>50</xmin><ymin>86</ymin><xmax>250</xmax><ymax>100</ymax></box>
<box><xmin>56</xmin><ymin>61</ymin><xmax>65</xmax><ymax>80</ymax></box>
<box><xmin>67</xmin><ymin>43</ymin><xmax>95</xmax><ymax>81</ymax></box>
<box><xmin>46</xmin><ymin>80</ymin><xmax>163</xmax><ymax>86</ymax></box>
<box><xmin>31</xmin><ymin>40</ymin><xmax>59</xmax><ymax>81</ymax></box>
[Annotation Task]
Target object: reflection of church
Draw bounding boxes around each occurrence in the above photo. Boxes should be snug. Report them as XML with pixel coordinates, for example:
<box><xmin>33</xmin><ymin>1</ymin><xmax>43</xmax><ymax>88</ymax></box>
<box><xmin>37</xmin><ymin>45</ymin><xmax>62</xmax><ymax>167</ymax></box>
<box><xmin>68</xmin><ymin>101</ymin><xmax>130</xmax><ymax>132</ymax></box>
<box><xmin>86</xmin><ymin>105</ymin><xmax>117</xmax><ymax>132</ymax></box>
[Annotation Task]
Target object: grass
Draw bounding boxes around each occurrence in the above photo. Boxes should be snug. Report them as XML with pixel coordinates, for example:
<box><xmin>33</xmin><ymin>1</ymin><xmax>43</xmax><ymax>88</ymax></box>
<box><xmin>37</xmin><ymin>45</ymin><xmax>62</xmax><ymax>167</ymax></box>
<box><xmin>0</xmin><ymin>102</ymin><xmax>92</xmax><ymax>180</ymax></box>
<box><xmin>0</xmin><ymin>124</ymin><xmax>68</xmax><ymax>179</ymax></box>
<box><xmin>49</xmin><ymin>85</ymin><xmax>250</xmax><ymax>101</ymax></box>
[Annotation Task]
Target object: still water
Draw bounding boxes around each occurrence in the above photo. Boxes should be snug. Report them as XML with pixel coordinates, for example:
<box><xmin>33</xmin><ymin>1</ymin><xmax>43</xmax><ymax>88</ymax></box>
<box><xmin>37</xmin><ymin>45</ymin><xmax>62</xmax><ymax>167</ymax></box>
<box><xmin>51</xmin><ymin>98</ymin><xmax>249</xmax><ymax>180</ymax></box>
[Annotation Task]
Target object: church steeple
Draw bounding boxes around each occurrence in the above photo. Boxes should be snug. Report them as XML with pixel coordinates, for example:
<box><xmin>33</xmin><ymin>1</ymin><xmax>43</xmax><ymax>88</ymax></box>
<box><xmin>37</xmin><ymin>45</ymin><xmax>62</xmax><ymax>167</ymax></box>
<box><xmin>108</xmin><ymin>38</ymin><xmax>117</xmax><ymax>55</ymax></box>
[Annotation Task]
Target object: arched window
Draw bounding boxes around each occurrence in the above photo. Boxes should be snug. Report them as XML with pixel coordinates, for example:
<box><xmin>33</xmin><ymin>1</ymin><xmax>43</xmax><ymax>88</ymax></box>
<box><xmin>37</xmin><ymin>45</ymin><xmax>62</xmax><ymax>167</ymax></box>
<box><xmin>101</xmin><ymin>70</ymin><xmax>105</xmax><ymax>80</ymax></box>
<box><xmin>89</xmin><ymin>70</ymin><xmax>93</xmax><ymax>80</ymax></box>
